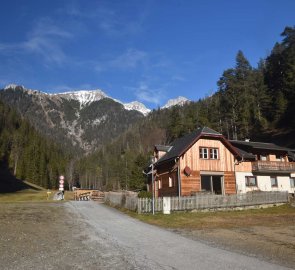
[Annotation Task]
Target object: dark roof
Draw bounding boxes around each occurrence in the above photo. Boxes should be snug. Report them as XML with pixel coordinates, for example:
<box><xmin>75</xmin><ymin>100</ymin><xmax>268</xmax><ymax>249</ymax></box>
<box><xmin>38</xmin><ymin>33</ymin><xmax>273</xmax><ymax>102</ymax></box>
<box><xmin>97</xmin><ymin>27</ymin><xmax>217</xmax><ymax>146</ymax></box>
<box><xmin>155</xmin><ymin>127</ymin><xmax>239</xmax><ymax>167</ymax></box>
<box><xmin>233</xmin><ymin>147</ymin><xmax>256</xmax><ymax>160</ymax></box>
<box><xmin>229</xmin><ymin>140</ymin><xmax>291</xmax><ymax>152</ymax></box>
<box><xmin>288</xmin><ymin>150</ymin><xmax>295</xmax><ymax>161</ymax></box>
<box><xmin>154</xmin><ymin>145</ymin><xmax>172</xmax><ymax>152</ymax></box>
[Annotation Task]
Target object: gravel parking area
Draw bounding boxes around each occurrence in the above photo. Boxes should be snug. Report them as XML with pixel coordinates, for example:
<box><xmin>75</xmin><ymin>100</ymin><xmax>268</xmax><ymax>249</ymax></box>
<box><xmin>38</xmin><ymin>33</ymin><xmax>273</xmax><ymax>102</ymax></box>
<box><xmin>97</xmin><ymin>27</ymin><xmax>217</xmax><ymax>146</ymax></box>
<box><xmin>0</xmin><ymin>202</ymin><xmax>135</xmax><ymax>269</ymax></box>
<box><xmin>0</xmin><ymin>202</ymin><xmax>293</xmax><ymax>270</ymax></box>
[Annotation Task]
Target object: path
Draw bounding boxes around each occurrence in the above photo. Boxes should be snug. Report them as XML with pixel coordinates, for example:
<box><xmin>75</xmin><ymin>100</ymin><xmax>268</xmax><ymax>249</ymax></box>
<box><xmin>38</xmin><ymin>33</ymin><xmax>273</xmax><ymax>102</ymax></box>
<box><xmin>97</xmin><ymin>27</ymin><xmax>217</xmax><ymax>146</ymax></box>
<box><xmin>68</xmin><ymin>201</ymin><xmax>292</xmax><ymax>270</ymax></box>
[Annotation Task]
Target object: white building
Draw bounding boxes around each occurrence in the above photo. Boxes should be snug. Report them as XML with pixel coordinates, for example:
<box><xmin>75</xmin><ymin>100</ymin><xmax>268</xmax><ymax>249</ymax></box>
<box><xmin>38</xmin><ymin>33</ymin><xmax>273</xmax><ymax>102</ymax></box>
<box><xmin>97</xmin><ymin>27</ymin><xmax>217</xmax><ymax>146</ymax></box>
<box><xmin>231</xmin><ymin>140</ymin><xmax>295</xmax><ymax>194</ymax></box>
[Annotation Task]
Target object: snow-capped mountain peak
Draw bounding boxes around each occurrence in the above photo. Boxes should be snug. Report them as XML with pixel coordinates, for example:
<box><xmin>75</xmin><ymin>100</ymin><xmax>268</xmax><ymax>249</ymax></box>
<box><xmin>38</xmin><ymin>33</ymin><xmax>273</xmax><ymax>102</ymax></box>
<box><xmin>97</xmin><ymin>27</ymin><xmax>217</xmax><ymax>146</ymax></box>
<box><xmin>4</xmin><ymin>84</ymin><xmax>47</xmax><ymax>95</ymax></box>
<box><xmin>4</xmin><ymin>84</ymin><xmax>24</xmax><ymax>90</ymax></box>
<box><xmin>2</xmin><ymin>84</ymin><xmax>190</xmax><ymax>114</ymax></box>
<box><xmin>53</xmin><ymin>90</ymin><xmax>108</xmax><ymax>106</ymax></box>
<box><xmin>161</xmin><ymin>96</ymin><xmax>190</xmax><ymax>109</ymax></box>
<box><xmin>123</xmin><ymin>101</ymin><xmax>151</xmax><ymax>115</ymax></box>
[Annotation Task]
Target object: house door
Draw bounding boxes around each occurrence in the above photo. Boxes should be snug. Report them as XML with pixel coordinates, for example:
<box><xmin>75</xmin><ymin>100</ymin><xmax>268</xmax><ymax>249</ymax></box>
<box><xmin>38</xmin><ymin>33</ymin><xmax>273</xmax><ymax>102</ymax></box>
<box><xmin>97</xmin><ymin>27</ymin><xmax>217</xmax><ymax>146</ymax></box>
<box><xmin>201</xmin><ymin>175</ymin><xmax>223</xmax><ymax>195</ymax></box>
<box><xmin>212</xmin><ymin>176</ymin><xmax>222</xmax><ymax>195</ymax></box>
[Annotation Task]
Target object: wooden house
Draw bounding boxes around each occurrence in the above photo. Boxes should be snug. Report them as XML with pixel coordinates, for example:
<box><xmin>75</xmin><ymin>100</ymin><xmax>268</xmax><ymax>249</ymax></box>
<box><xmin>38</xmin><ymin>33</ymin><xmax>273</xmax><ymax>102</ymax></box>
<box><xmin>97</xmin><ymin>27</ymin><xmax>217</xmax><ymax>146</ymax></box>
<box><xmin>147</xmin><ymin>127</ymin><xmax>295</xmax><ymax>197</ymax></box>
<box><xmin>149</xmin><ymin>127</ymin><xmax>241</xmax><ymax>197</ymax></box>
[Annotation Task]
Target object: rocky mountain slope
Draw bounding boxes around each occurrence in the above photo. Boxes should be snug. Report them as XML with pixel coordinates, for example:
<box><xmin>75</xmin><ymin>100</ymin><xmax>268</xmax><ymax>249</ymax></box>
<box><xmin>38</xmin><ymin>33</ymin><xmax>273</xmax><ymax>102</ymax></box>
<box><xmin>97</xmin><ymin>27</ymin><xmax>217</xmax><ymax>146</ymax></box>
<box><xmin>0</xmin><ymin>85</ymin><xmax>144</xmax><ymax>152</ymax></box>
<box><xmin>0</xmin><ymin>85</ymin><xmax>189</xmax><ymax>152</ymax></box>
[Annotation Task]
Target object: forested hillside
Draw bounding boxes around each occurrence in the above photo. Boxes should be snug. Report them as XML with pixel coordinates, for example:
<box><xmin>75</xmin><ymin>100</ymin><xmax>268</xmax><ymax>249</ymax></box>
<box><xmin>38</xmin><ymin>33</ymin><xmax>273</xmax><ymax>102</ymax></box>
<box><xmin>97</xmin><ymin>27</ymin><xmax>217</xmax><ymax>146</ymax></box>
<box><xmin>0</xmin><ymin>100</ymin><xmax>70</xmax><ymax>189</ymax></box>
<box><xmin>75</xmin><ymin>26</ymin><xmax>295</xmax><ymax>191</ymax></box>
<box><xmin>1</xmin><ymin>26</ymin><xmax>294</xmax><ymax>192</ymax></box>
<box><xmin>0</xmin><ymin>87</ymin><xmax>145</xmax><ymax>153</ymax></box>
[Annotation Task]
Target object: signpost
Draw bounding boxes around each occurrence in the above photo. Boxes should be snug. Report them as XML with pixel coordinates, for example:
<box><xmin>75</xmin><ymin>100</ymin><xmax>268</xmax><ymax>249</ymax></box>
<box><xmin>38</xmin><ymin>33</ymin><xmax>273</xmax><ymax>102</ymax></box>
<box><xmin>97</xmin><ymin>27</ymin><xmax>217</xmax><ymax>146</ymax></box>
<box><xmin>151</xmin><ymin>157</ymin><xmax>155</xmax><ymax>215</ymax></box>
<box><xmin>59</xmin><ymin>175</ymin><xmax>65</xmax><ymax>200</ymax></box>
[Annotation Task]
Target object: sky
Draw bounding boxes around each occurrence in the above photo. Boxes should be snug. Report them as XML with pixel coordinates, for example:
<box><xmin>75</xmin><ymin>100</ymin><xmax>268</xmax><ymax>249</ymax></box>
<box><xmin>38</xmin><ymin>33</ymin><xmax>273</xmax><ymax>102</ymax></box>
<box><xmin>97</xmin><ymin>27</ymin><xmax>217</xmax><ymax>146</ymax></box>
<box><xmin>0</xmin><ymin>0</ymin><xmax>294</xmax><ymax>109</ymax></box>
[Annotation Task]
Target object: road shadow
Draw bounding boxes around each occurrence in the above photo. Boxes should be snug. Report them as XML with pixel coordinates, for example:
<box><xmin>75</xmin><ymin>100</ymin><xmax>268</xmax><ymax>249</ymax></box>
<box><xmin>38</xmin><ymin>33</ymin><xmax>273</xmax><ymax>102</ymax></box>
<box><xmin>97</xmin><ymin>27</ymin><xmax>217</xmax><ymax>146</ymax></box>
<box><xmin>0</xmin><ymin>161</ymin><xmax>38</xmax><ymax>193</ymax></box>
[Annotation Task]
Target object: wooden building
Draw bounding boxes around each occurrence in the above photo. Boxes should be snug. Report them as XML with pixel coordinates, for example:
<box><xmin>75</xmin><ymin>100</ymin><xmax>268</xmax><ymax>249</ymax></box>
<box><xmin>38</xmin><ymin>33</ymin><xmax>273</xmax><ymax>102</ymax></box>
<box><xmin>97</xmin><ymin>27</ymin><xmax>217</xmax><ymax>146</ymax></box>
<box><xmin>147</xmin><ymin>127</ymin><xmax>295</xmax><ymax>197</ymax></box>
<box><xmin>149</xmin><ymin>127</ymin><xmax>241</xmax><ymax>197</ymax></box>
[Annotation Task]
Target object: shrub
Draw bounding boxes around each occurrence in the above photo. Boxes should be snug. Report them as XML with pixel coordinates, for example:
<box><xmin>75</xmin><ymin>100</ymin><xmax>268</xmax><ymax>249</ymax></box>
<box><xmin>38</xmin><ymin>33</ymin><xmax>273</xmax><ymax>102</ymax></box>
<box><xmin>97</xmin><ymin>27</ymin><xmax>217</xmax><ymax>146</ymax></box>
<box><xmin>138</xmin><ymin>190</ymin><xmax>152</xmax><ymax>198</ymax></box>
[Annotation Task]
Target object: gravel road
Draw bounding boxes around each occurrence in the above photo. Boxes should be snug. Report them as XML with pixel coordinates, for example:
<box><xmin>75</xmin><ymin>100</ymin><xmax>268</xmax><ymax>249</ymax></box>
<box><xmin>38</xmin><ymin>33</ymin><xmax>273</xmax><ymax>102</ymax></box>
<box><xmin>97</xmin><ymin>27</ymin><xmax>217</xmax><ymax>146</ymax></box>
<box><xmin>0</xmin><ymin>201</ymin><xmax>292</xmax><ymax>270</ymax></box>
<box><xmin>68</xmin><ymin>201</ymin><xmax>292</xmax><ymax>270</ymax></box>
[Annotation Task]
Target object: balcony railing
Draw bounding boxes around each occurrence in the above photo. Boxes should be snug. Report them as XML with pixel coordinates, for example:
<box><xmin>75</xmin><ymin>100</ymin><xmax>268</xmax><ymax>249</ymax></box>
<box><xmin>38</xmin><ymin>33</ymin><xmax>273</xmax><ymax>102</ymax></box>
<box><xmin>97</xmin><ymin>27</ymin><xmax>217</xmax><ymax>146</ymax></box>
<box><xmin>252</xmin><ymin>161</ymin><xmax>295</xmax><ymax>173</ymax></box>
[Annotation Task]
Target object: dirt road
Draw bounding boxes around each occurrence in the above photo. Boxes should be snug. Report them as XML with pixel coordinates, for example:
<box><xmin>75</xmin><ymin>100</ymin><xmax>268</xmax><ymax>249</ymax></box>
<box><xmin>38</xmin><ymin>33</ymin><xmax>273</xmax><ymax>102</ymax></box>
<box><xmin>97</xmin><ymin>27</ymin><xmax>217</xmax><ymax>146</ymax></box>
<box><xmin>0</xmin><ymin>201</ymin><xmax>293</xmax><ymax>269</ymax></box>
<box><xmin>69</xmin><ymin>201</ymin><xmax>293</xmax><ymax>270</ymax></box>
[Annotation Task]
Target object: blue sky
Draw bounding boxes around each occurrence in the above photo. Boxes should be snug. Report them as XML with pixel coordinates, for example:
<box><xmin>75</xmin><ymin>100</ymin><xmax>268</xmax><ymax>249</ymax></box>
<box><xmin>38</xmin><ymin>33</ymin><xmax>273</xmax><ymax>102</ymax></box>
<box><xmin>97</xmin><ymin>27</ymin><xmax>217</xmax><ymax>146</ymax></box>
<box><xmin>0</xmin><ymin>0</ymin><xmax>294</xmax><ymax>108</ymax></box>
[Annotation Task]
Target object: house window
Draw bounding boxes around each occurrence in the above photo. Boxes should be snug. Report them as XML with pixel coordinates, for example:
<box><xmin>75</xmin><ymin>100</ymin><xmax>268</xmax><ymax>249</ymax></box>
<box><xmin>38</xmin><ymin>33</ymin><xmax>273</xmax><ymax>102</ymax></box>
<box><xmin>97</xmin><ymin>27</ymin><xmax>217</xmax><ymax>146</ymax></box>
<box><xmin>158</xmin><ymin>180</ymin><xmax>162</xmax><ymax>189</ymax></box>
<box><xmin>201</xmin><ymin>175</ymin><xmax>211</xmax><ymax>192</ymax></box>
<box><xmin>290</xmin><ymin>178</ymin><xmax>295</xmax><ymax>188</ymax></box>
<box><xmin>200</xmin><ymin>147</ymin><xmax>219</xmax><ymax>159</ymax></box>
<box><xmin>245</xmin><ymin>176</ymin><xmax>257</xmax><ymax>187</ymax></box>
<box><xmin>276</xmin><ymin>155</ymin><xmax>283</xmax><ymax>161</ymax></box>
<box><xmin>270</xmin><ymin>176</ymin><xmax>278</xmax><ymax>187</ymax></box>
<box><xmin>210</xmin><ymin>148</ymin><xmax>219</xmax><ymax>159</ymax></box>
<box><xmin>169</xmin><ymin>177</ymin><xmax>173</xmax><ymax>187</ymax></box>
<box><xmin>201</xmin><ymin>175</ymin><xmax>223</xmax><ymax>194</ymax></box>
<box><xmin>260</xmin><ymin>155</ymin><xmax>267</xmax><ymax>161</ymax></box>
<box><xmin>199</xmin><ymin>148</ymin><xmax>208</xmax><ymax>159</ymax></box>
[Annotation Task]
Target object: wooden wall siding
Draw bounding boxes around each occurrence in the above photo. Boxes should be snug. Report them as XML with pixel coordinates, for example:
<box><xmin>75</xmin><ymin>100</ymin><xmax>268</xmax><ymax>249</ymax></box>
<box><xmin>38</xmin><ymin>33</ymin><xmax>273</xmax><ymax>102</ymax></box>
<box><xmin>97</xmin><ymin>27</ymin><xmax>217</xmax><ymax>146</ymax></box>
<box><xmin>224</xmin><ymin>171</ymin><xmax>236</xmax><ymax>194</ymax></box>
<box><xmin>268</xmin><ymin>154</ymin><xmax>288</xmax><ymax>162</ymax></box>
<box><xmin>158</xmin><ymin>171</ymin><xmax>178</xmax><ymax>197</ymax></box>
<box><xmin>180</xmin><ymin>138</ymin><xmax>236</xmax><ymax>172</ymax></box>
<box><xmin>180</xmin><ymin>170</ymin><xmax>201</xmax><ymax>196</ymax></box>
<box><xmin>235</xmin><ymin>161</ymin><xmax>253</xmax><ymax>172</ymax></box>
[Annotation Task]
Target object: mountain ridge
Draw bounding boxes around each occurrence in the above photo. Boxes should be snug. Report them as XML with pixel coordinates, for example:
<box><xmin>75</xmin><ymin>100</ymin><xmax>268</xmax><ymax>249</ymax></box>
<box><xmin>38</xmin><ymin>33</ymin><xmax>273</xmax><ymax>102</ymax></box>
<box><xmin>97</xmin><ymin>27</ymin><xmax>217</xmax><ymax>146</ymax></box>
<box><xmin>0</xmin><ymin>84</ymin><xmax>190</xmax><ymax>153</ymax></box>
<box><xmin>2</xmin><ymin>84</ymin><xmax>189</xmax><ymax>113</ymax></box>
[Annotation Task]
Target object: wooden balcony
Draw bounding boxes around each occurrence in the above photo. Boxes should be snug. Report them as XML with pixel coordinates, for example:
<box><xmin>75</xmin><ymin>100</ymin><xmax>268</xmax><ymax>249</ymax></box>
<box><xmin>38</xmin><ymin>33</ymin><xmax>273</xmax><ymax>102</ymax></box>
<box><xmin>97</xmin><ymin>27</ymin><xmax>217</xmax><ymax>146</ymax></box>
<box><xmin>252</xmin><ymin>161</ymin><xmax>295</xmax><ymax>173</ymax></box>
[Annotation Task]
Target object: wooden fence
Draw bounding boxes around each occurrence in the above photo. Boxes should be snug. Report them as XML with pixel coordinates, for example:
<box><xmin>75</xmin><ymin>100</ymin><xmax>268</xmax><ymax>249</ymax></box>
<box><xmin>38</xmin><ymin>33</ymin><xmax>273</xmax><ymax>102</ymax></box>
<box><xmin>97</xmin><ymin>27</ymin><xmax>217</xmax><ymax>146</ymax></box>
<box><xmin>104</xmin><ymin>191</ymin><xmax>138</xmax><ymax>211</ymax></box>
<box><xmin>137</xmin><ymin>192</ymin><xmax>289</xmax><ymax>214</ymax></box>
<box><xmin>74</xmin><ymin>189</ymin><xmax>104</xmax><ymax>202</ymax></box>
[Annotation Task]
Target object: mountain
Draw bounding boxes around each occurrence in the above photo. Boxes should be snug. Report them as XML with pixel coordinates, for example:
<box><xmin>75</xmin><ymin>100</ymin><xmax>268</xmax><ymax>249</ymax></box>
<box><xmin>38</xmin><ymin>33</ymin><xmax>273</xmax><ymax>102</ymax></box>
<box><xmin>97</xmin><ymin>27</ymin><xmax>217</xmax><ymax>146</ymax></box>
<box><xmin>0</xmin><ymin>84</ymin><xmax>190</xmax><ymax>153</ymax></box>
<box><xmin>123</xmin><ymin>101</ymin><xmax>150</xmax><ymax>115</ymax></box>
<box><xmin>0</xmin><ymin>85</ymin><xmax>145</xmax><ymax>152</ymax></box>
<box><xmin>53</xmin><ymin>89</ymin><xmax>108</xmax><ymax>107</ymax></box>
<box><xmin>161</xmin><ymin>96</ymin><xmax>190</xmax><ymax>109</ymax></box>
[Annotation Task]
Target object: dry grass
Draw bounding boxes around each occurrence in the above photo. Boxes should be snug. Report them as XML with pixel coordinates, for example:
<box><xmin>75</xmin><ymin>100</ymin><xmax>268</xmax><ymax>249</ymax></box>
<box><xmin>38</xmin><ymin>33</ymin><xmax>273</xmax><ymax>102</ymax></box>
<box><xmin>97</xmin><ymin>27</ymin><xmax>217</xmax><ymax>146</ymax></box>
<box><xmin>0</xmin><ymin>190</ymin><xmax>74</xmax><ymax>202</ymax></box>
<box><xmin>133</xmin><ymin>204</ymin><xmax>295</xmax><ymax>229</ymax></box>
<box><xmin>127</xmin><ymin>204</ymin><xmax>295</xmax><ymax>268</ymax></box>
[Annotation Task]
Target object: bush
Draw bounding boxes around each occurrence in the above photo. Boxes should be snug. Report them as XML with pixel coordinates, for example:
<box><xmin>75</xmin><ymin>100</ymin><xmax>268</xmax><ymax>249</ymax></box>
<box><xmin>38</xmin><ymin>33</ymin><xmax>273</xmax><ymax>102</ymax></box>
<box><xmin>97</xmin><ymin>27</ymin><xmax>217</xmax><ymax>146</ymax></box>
<box><xmin>138</xmin><ymin>190</ymin><xmax>152</xmax><ymax>198</ymax></box>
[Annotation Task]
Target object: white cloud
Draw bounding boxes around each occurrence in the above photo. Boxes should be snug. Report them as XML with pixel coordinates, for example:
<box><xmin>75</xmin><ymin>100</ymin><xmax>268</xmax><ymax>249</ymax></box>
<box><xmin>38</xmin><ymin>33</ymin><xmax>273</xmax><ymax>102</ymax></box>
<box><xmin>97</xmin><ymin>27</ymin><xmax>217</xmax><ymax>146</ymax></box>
<box><xmin>171</xmin><ymin>75</ymin><xmax>187</xmax><ymax>82</ymax></box>
<box><xmin>133</xmin><ymin>82</ymin><xmax>166</xmax><ymax>105</ymax></box>
<box><xmin>94</xmin><ymin>49</ymin><xmax>147</xmax><ymax>72</ymax></box>
<box><xmin>0</xmin><ymin>18</ymin><xmax>73</xmax><ymax>65</ymax></box>
<box><xmin>61</xmin><ymin>2</ymin><xmax>144</xmax><ymax>38</ymax></box>
<box><xmin>110</xmin><ymin>49</ymin><xmax>147</xmax><ymax>69</ymax></box>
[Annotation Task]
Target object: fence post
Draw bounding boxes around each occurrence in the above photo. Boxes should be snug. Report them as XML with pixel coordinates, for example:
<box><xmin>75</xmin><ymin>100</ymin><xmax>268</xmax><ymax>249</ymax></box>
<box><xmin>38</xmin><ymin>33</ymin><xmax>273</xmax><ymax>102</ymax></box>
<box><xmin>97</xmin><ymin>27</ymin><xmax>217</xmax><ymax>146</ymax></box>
<box><xmin>137</xmin><ymin>198</ymin><xmax>141</xmax><ymax>214</ymax></box>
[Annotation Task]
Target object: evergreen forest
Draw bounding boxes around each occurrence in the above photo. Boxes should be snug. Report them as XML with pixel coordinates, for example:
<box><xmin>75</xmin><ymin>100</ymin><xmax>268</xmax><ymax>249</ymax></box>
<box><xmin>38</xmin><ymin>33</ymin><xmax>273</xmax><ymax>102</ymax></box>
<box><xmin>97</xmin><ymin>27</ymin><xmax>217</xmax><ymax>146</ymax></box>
<box><xmin>1</xmin><ymin>26</ymin><xmax>295</xmax><ymax>192</ymax></box>
<box><xmin>75</xmin><ymin>26</ymin><xmax>295</xmax><ymax>191</ymax></box>
<box><xmin>0</xmin><ymin>100</ymin><xmax>70</xmax><ymax>189</ymax></box>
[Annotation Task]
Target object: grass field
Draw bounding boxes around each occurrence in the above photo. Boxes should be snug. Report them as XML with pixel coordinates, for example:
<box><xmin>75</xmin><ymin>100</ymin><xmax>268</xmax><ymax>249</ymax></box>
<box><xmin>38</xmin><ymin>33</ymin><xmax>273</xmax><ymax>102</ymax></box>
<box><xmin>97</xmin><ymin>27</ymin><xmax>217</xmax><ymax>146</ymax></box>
<box><xmin>0</xmin><ymin>189</ymin><xmax>74</xmax><ymax>202</ymax></box>
<box><xmin>127</xmin><ymin>204</ymin><xmax>295</xmax><ymax>268</ymax></box>
<box><xmin>132</xmin><ymin>204</ymin><xmax>295</xmax><ymax>229</ymax></box>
